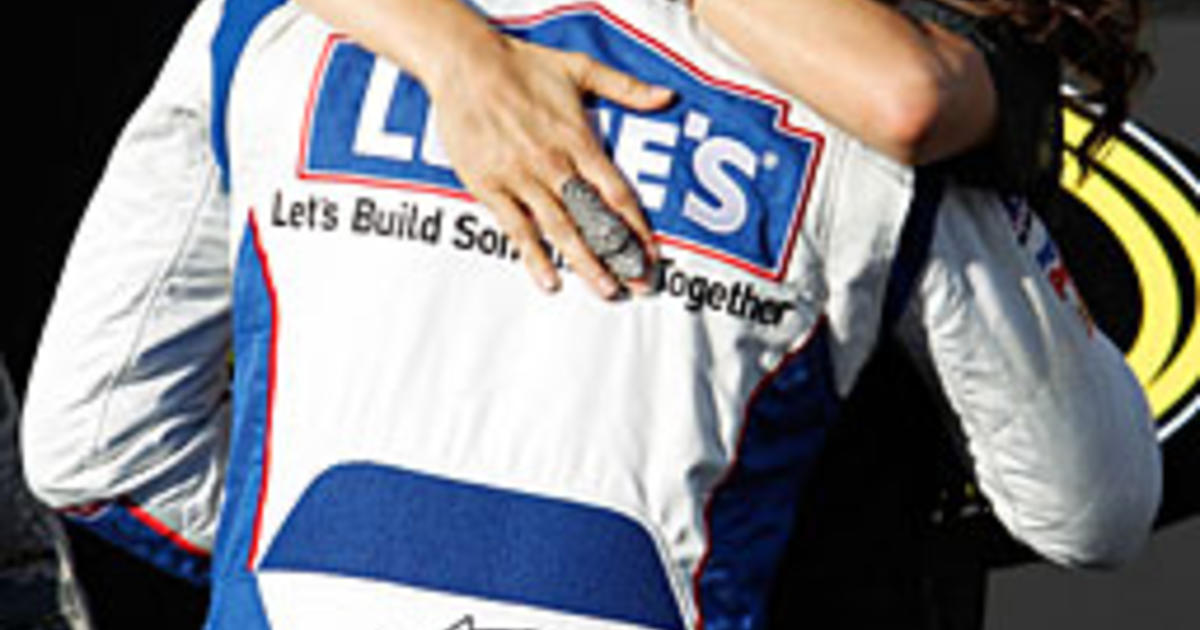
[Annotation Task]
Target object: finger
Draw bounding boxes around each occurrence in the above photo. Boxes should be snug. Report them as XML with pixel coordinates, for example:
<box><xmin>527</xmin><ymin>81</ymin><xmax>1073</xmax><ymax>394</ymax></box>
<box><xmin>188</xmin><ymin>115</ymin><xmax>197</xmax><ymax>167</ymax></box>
<box><xmin>477</xmin><ymin>189</ymin><xmax>561</xmax><ymax>293</ymax></box>
<box><xmin>568</xmin><ymin>143</ymin><xmax>659</xmax><ymax>286</ymax></box>
<box><xmin>515</xmin><ymin>178</ymin><xmax>622</xmax><ymax>299</ymax></box>
<box><xmin>525</xmin><ymin>145</ymin><xmax>651</xmax><ymax>284</ymax></box>
<box><xmin>565</xmin><ymin>52</ymin><xmax>674</xmax><ymax>111</ymax></box>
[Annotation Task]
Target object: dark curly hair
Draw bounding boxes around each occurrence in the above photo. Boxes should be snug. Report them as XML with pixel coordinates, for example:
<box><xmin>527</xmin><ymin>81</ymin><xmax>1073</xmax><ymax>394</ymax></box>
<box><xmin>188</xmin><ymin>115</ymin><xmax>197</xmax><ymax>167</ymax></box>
<box><xmin>965</xmin><ymin>0</ymin><xmax>1154</xmax><ymax>155</ymax></box>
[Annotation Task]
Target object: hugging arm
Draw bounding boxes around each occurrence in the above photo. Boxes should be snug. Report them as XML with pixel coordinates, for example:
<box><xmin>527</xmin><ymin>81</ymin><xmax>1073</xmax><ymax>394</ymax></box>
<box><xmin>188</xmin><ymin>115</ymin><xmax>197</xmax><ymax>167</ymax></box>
<box><xmin>296</xmin><ymin>0</ymin><xmax>1012</xmax><ymax>295</ymax></box>
<box><xmin>694</xmin><ymin>0</ymin><xmax>999</xmax><ymax>166</ymax></box>
<box><xmin>895</xmin><ymin>191</ymin><xmax>1162</xmax><ymax>567</ymax></box>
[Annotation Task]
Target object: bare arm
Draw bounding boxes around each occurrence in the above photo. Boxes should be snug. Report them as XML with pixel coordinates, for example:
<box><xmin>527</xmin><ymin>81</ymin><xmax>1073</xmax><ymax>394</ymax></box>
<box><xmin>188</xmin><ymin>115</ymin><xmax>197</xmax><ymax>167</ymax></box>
<box><xmin>297</xmin><ymin>0</ymin><xmax>498</xmax><ymax>89</ymax></box>
<box><xmin>693</xmin><ymin>0</ymin><xmax>998</xmax><ymax>165</ymax></box>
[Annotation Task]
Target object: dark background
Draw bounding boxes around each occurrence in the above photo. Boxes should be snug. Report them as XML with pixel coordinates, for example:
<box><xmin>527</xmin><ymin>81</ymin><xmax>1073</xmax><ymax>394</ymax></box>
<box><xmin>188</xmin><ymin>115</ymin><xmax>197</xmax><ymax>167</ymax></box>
<box><xmin>7</xmin><ymin>1</ymin><xmax>1197</xmax><ymax>629</ymax></box>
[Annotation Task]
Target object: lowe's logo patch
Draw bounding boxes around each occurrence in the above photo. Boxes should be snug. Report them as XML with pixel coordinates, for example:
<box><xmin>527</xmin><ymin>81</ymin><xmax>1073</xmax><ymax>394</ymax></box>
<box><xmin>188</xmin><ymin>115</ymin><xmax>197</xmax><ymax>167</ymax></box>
<box><xmin>299</xmin><ymin>4</ymin><xmax>823</xmax><ymax>280</ymax></box>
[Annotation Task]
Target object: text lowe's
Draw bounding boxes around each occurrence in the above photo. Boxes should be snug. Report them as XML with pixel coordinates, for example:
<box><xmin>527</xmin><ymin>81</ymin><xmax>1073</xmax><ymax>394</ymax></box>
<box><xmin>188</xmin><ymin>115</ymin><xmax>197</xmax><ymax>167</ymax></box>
<box><xmin>301</xmin><ymin>6</ymin><xmax>823</xmax><ymax>280</ymax></box>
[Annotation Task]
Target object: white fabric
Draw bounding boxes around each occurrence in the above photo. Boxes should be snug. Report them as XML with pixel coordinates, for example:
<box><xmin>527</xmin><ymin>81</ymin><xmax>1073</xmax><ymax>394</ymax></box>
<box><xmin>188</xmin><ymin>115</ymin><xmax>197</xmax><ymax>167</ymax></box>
<box><xmin>20</xmin><ymin>1</ymin><xmax>1161</xmax><ymax>625</ymax></box>
<box><xmin>897</xmin><ymin>188</ymin><xmax>1162</xmax><ymax>567</ymax></box>
<box><xmin>21</xmin><ymin>0</ymin><xmax>229</xmax><ymax>552</ymax></box>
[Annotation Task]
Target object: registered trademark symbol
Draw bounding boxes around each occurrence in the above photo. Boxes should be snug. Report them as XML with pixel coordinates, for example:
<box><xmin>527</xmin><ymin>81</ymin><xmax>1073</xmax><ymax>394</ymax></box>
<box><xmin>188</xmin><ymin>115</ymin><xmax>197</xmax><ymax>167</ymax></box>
<box><xmin>762</xmin><ymin>151</ymin><xmax>779</xmax><ymax>169</ymax></box>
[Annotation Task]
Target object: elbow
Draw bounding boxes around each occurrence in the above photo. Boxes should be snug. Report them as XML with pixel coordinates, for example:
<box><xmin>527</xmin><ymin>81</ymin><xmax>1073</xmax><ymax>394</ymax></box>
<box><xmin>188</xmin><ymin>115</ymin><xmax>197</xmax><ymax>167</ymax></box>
<box><xmin>20</xmin><ymin>429</ymin><xmax>88</xmax><ymax>510</ymax></box>
<box><xmin>23</xmin><ymin>466</ymin><xmax>75</xmax><ymax>511</ymax></box>
<box><xmin>18</xmin><ymin>399</ymin><xmax>105</xmax><ymax>510</ymax></box>
<box><xmin>868</xmin><ymin>41</ymin><xmax>993</xmax><ymax>165</ymax></box>
<box><xmin>997</xmin><ymin>366</ymin><xmax>1163</xmax><ymax>570</ymax></box>
<box><xmin>1057</xmin><ymin>374</ymin><xmax>1163</xmax><ymax>570</ymax></box>
<box><xmin>867</xmin><ymin>69</ymin><xmax>944</xmax><ymax>165</ymax></box>
<box><xmin>1022</xmin><ymin>427</ymin><xmax>1163</xmax><ymax>570</ymax></box>
<box><xmin>1035</xmin><ymin>470</ymin><xmax>1162</xmax><ymax>570</ymax></box>
<box><xmin>23</xmin><ymin>476</ymin><xmax>74</xmax><ymax>512</ymax></box>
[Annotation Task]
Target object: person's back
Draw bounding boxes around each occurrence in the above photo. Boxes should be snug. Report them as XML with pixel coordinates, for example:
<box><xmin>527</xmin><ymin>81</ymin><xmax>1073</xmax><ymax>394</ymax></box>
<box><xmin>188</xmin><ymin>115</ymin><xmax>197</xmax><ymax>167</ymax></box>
<box><xmin>215</xmin><ymin>2</ymin><xmax>919</xmax><ymax>627</ymax></box>
<box><xmin>22</xmin><ymin>1</ymin><xmax>1160</xmax><ymax>629</ymax></box>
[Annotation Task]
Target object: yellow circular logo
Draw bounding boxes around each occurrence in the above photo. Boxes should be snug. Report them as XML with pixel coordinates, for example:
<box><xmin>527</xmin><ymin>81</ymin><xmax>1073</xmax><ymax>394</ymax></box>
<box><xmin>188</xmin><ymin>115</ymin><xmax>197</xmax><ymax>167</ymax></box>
<box><xmin>1060</xmin><ymin>107</ymin><xmax>1200</xmax><ymax>441</ymax></box>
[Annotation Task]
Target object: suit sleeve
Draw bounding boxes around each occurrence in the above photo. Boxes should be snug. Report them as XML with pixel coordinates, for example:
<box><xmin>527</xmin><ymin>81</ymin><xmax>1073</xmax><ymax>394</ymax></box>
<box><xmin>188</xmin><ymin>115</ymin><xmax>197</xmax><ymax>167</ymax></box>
<box><xmin>21</xmin><ymin>0</ymin><xmax>230</xmax><ymax>569</ymax></box>
<box><xmin>895</xmin><ymin>188</ymin><xmax>1162</xmax><ymax>568</ymax></box>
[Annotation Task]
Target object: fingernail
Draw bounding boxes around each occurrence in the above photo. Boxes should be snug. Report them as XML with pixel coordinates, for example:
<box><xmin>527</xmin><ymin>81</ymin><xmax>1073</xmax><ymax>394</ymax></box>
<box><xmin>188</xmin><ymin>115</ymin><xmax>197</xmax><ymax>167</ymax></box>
<box><xmin>651</xmin><ymin>86</ymin><xmax>674</xmax><ymax>99</ymax></box>
<box><xmin>598</xmin><ymin>275</ymin><xmax>620</xmax><ymax>298</ymax></box>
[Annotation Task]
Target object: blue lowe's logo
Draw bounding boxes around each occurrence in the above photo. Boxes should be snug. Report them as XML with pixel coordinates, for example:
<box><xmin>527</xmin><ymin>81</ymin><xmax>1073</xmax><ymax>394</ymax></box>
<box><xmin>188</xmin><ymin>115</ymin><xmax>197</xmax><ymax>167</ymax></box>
<box><xmin>299</xmin><ymin>3</ymin><xmax>824</xmax><ymax>280</ymax></box>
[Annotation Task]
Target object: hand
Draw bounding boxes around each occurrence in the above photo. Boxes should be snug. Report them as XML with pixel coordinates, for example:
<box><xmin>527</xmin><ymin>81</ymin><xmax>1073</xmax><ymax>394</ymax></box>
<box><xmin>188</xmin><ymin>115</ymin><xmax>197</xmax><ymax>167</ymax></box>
<box><xmin>424</xmin><ymin>35</ymin><xmax>674</xmax><ymax>298</ymax></box>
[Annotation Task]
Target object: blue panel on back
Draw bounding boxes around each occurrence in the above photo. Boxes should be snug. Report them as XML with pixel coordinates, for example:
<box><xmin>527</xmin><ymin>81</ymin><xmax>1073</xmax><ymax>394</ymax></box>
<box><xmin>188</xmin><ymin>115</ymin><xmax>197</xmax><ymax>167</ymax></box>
<box><xmin>695</xmin><ymin>326</ymin><xmax>839</xmax><ymax>630</ymax></box>
<box><xmin>203</xmin><ymin>221</ymin><xmax>276</xmax><ymax>630</ymax></box>
<box><xmin>211</xmin><ymin>0</ymin><xmax>286</xmax><ymax>188</ymax></box>
<box><xmin>261</xmin><ymin>463</ymin><xmax>685</xmax><ymax>630</ymax></box>
<box><xmin>202</xmin><ymin>571</ymin><xmax>271</xmax><ymax>630</ymax></box>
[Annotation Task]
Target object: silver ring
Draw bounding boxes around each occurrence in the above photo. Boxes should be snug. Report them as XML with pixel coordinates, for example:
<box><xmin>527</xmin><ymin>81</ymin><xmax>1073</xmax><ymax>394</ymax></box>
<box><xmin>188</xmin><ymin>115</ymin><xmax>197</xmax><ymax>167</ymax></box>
<box><xmin>560</xmin><ymin>176</ymin><xmax>647</xmax><ymax>280</ymax></box>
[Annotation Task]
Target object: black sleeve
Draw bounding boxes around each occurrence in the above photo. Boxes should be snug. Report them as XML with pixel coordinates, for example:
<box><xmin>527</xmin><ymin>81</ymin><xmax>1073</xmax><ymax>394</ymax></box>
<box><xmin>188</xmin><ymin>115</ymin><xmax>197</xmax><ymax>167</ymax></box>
<box><xmin>897</xmin><ymin>0</ymin><xmax>1063</xmax><ymax>205</ymax></box>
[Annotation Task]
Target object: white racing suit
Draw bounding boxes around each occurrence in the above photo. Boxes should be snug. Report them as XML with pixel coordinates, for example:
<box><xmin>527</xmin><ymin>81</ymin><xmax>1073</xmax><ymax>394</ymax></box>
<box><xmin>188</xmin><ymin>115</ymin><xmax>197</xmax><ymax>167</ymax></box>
<box><xmin>22</xmin><ymin>1</ymin><xmax>1161</xmax><ymax>628</ymax></box>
